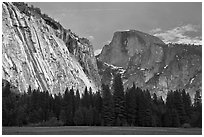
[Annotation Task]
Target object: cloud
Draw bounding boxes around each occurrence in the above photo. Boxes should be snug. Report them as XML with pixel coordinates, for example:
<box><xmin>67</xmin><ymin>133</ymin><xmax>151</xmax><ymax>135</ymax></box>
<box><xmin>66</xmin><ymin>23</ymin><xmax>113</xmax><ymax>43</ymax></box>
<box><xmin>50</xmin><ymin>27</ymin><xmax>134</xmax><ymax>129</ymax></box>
<box><xmin>102</xmin><ymin>40</ymin><xmax>111</xmax><ymax>45</ymax></box>
<box><xmin>94</xmin><ymin>49</ymin><xmax>102</xmax><ymax>56</ymax></box>
<box><xmin>150</xmin><ymin>24</ymin><xmax>202</xmax><ymax>45</ymax></box>
<box><xmin>149</xmin><ymin>28</ymin><xmax>162</xmax><ymax>34</ymax></box>
<box><xmin>88</xmin><ymin>35</ymin><xmax>94</xmax><ymax>41</ymax></box>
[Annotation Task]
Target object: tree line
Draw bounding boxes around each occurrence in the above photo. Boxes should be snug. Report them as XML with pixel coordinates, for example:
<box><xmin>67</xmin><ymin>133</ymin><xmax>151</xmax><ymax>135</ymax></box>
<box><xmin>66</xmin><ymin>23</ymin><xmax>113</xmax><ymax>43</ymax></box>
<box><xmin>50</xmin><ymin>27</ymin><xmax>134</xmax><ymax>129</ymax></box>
<box><xmin>2</xmin><ymin>74</ymin><xmax>202</xmax><ymax>127</ymax></box>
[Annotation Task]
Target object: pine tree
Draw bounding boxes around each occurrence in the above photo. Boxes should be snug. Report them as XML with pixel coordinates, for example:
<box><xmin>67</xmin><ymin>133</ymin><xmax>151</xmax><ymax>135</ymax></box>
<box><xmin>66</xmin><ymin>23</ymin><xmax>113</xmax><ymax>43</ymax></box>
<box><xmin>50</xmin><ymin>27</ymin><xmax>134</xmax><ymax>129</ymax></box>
<box><xmin>153</xmin><ymin>93</ymin><xmax>158</xmax><ymax>105</ymax></box>
<box><xmin>166</xmin><ymin>91</ymin><xmax>174</xmax><ymax>109</ymax></box>
<box><xmin>171</xmin><ymin>109</ymin><xmax>180</xmax><ymax>127</ymax></box>
<box><xmin>102</xmin><ymin>84</ymin><xmax>114</xmax><ymax>126</ymax></box>
<box><xmin>154</xmin><ymin>96</ymin><xmax>165</xmax><ymax>127</ymax></box>
<box><xmin>82</xmin><ymin>87</ymin><xmax>90</xmax><ymax>109</ymax></box>
<box><xmin>69</xmin><ymin>87</ymin><xmax>75</xmax><ymax>125</ymax></box>
<box><xmin>181</xmin><ymin>89</ymin><xmax>192</xmax><ymax>122</ymax></box>
<box><xmin>191</xmin><ymin>90</ymin><xmax>202</xmax><ymax>127</ymax></box>
<box><xmin>173</xmin><ymin>90</ymin><xmax>186</xmax><ymax>124</ymax></box>
<box><xmin>95</xmin><ymin>91</ymin><xmax>103</xmax><ymax>114</ymax></box>
<box><xmin>112</xmin><ymin>74</ymin><xmax>126</xmax><ymax>126</ymax></box>
<box><xmin>53</xmin><ymin>93</ymin><xmax>62</xmax><ymax>119</ymax></box>
<box><xmin>144</xmin><ymin>108</ymin><xmax>153</xmax><ymax>127</ymax></box>
<box><xmin>93</xmin><ymin>91</ymin><xmax>103</xmax><ymax>126</ymax></box>
<box><xmin>137</xmin><ymin>88</ymin><xmax>147</xmax><ymax>126</ymax></box>
<box><xmin>87</xmin><ymin>107</ymin><xmax>94</xmax><ymax>126</ymax></box>
<box><xmin>62</xmin><ymin>87</ymin><xmax>73</xmax><ymax>125</ymax></box>
<box><xmin>194</xmin><ymin>90</ymin><xmax>202</xmax><ymax>110</ymax></box>
<box><xmin>125</xmin><ymin>83</ymin><xmax>137</xmax><ymax>126</ymax></box>
<box><xmin>75</xmin><ymin>89</ymin><xmax>80</xmax><ymax>110</ymax></box>
<box><xmin>42</xmin><ymin>90</ymin><xmax>50</xmax><ymax>121</ymax></box>
<box><xmin>27</xmin><ymin>85</ymin><xmax>32</xmax><ymax>95</ymax></box>
<box><xmin>89</xmin><ymin>87</ymin><xmax>94</xmax><ymax>108</ymax></box>
<box><xmin>134</xmin><ymin>87</ymin><xmax>143</xmax><ymax>126</ymax></box>
<box><xmin>59</xmin><ymin>110</ymin><xmax>66</xmax><ymax>125</ymax></box>
<box><xmin>73</xmin><ymin>107</ymin><xmax>84</xmax><ymax>126</ymax></box>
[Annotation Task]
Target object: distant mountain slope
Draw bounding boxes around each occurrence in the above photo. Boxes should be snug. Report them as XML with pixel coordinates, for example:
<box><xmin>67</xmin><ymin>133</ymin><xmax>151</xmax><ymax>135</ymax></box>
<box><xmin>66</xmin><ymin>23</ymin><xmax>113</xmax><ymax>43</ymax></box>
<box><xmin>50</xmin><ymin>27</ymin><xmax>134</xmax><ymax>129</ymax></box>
<box><xmin>97</xmin><ymin>30</ymin><xmax>202</xmax><ymax>99</ymax></box>
<box><xmin>2</xmin><ymin>2</ymin><xmax>101</xmax><ymax>94</ymax></box>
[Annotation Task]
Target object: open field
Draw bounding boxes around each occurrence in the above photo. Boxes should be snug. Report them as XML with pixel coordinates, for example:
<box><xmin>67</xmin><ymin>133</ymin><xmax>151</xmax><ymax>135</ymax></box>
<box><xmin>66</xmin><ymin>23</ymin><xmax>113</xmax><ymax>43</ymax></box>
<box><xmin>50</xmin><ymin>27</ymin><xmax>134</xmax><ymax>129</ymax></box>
<box><xmin>2</xmin><ymin>126</ymin><xmax>202</xmax><ymax>135</ymax></box>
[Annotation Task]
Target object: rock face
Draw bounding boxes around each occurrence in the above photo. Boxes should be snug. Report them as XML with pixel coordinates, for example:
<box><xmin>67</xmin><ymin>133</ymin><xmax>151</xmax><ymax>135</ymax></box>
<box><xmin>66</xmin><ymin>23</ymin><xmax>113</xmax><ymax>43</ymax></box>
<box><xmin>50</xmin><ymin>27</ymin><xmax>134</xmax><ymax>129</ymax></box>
<box><xmin>2</xmin><ymin>2</ymin><xmax>101</xmax><ymax>94</ymax></box>
<box><xmin>97</xmin><ymin>30</ymin><xmax>202</xmax><ymax>99</ymax></box>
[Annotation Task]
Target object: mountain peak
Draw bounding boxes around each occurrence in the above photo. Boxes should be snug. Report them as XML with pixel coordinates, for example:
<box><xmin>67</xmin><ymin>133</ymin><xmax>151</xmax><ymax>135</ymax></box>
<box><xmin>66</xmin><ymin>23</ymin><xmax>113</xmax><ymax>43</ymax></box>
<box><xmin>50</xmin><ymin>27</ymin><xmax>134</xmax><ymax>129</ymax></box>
<box><xmin>98</xmin><ymin>29</ymin><xmax>165</xmax><ymax>68</ymax></box>
<box><xmin>97</xmin><ymin>30</ymin><xmax>201</xmax><ymax>99</ymax></box>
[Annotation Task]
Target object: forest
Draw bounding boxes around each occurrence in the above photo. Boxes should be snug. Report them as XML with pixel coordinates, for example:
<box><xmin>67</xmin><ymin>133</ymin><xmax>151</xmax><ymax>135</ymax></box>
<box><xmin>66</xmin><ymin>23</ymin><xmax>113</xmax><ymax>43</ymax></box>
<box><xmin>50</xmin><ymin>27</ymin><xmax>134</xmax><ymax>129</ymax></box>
<box><xmin>2</xmin><ymin>74</ymin><xmax>202</xmax><ymax>127</ymax></box>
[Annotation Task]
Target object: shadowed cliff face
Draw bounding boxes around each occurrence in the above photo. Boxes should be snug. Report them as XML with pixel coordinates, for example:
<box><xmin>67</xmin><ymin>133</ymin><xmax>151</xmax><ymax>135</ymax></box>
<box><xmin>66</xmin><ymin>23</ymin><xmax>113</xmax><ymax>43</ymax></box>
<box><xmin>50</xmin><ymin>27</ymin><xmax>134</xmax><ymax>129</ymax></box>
<box><xmin>2</xmin><ymin>2</ymin><xmax>101</xmax><ymax>94</ymax></box>
<box><xmin>97</xmin><ymin>30</ymin><xmax>202</xmax><ymax>99</ymax></box>
<box><xmin>99</xmin><ymin>30</ymin><xmax>165</xmax><ymax>68</ymax></box>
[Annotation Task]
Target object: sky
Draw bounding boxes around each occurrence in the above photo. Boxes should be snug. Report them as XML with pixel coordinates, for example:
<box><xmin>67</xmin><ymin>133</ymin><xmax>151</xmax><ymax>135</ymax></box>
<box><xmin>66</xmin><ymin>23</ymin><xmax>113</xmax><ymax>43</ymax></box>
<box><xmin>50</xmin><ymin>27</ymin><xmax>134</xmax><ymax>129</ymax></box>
<box><xmin>29</xmin><ymin>2</ymin><xmax>202</xmax><ymax>54</ymax></box>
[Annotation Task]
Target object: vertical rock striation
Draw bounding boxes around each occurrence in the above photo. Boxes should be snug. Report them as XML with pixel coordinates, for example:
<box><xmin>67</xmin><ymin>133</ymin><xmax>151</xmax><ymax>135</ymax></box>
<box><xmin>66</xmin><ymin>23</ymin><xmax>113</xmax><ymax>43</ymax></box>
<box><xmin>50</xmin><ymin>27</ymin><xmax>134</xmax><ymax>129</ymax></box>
<box><xmin>2</xmin><ymin>2</ymin><xmax>101</xmax><ymax>94</ymax></box>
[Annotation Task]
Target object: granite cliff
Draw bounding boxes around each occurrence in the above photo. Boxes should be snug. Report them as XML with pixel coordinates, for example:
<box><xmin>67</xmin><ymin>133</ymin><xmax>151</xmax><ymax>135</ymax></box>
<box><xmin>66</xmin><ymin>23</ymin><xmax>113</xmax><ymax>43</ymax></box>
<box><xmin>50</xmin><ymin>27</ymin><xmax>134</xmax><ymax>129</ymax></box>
<box><xmin>2</xmin><ymin>2</ymin><xmax>101</xmax><ymax>94</ymax></box>
<box><xmin>97</xmin><ymin>30</ymin><xmax>202</xmax><ymax>99</ymax></box>
<box><xmin>2</xmin><ymin>2</ymin><xmax>202</xmax><ymax>99</ymax></box>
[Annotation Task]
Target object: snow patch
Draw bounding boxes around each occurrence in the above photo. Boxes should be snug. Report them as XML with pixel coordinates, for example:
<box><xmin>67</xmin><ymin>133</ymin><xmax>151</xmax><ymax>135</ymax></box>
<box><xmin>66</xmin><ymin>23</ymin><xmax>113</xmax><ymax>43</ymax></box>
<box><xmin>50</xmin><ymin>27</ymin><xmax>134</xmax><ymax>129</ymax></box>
<box><xmin>119</xmin><ymin>69</ymin><xmax>126</xmax><ymax>74</ymax></box>
<box><xmin>104</xmin><ymin>62</ymin><xmax>123</xmax><ymax>69</ymax></box>
<box><xmin>94</xmin><ymin>49</ymin><xmax>102</xmax><ymax>56</ymax></box>
<box><xmin>140</xmin><ymin>68</ymin><xmax>145</xmax><ymax>71</ymax></box>
<box><xmin>117</xmin><ymin>29</ymin><xmax>130</xmax><ymax>32</ymax></box>
<box><xmin>164</xmin><ymin>65</ymin><xmax>168</xmax><ymax>69</ymax></box>
<box><xmin>104</xmin><ymin>62</ymin><xmax>125</xmax><ymax>74</ymax></box>
<box><xmin>190</xmin><ymin>78</ymin><xmax>195</xmax><ymax>84</ymax></box>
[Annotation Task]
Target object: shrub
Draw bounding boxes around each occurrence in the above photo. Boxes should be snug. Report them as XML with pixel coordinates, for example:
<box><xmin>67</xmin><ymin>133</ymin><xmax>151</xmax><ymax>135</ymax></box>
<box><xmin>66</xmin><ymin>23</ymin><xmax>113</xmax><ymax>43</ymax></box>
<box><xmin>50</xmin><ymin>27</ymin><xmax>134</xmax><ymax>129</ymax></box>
<box><xmin>182</xmin><ymin>123</ymin><xmax>191</xmax><ymax>128</ymax></box>
<box><xmin>40</xmin><ymin>117</ymin><xmax>64</xmax><ymax>127</ymax></box>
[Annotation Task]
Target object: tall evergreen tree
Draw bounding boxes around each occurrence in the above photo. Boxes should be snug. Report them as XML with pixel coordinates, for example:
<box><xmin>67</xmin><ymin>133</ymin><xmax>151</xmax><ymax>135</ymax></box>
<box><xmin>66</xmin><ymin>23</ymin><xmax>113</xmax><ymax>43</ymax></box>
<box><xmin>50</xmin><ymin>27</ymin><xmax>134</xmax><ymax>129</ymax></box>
<box><xmin>191</xmin><ymin>90</ymin><xmax>202</xmax><ymax>127</ymax></box>
<box><xmin>181</xmin><ymin>89</ymin><xmax>192</xmax><ymax>122</ymax></box>
<box><xmin>53</xmin><ymin>93</ymin><xmax>62</xmax><ymax>119</ymax></box>
<box><xmin>62</xmin><ymin>87</ymin><xmax>72</xmax><ymax>125</ymax></box>
<box><xmin>171</xmin><ymin>109</ymin><xmax>180</xmax><ymax>127</ymax></box>
<box><xmin>89</xmin><ymin>87</ymin><xmax>94</xmax><ymax>108</ymax></box>
<box><xmin>153</xmin><ymin>93</ymin><xmax>158</xmax><ymax>105</ymax></box>
<box><xmin>69</xmin><ymin>87</ymin><xmax>75</xmax><ymax>125</ymax></box>
<box><xmin>163</xmin><ymin>108</ymin><xmax>180</xmax><ymax>127</ymax></box>
<box><xmin>102</xmin><ymin>84</ymin><xmax>114</xmax><ymax>126</ymax></box>
<box><xmin>93</xmin><ymin>91</ymin><xmax>103</xmax><ymax>126</ymax></box>
<box><xmin>194</xmin><ymin>90</ymin><xmax>202</xmax><ymax>110</ymax></box>
<box><xmin>125</xmin><ymin>83</ymin><xmax>137</xmax><ymax>126</ymax></box>
<box><xmin>144</xmin><ymin>108</ymin><xmax>153</xmax><ymax>127</ymax></box>
<box><xmin>75</xmin><ymin>89</ymin><xmax>80</xmax><ymax>110</ymax></box>
<box><xmin>112</xmin><ymin>74</ymin><xmax>126</xmax><ymax>126</ymax></box>
<box><xmin>82</xmin><ymin>87</ymin><xmax>90</xmax><ymax>109</ymax></box>
<box><xmin>173</xmin><ymin>90</ymin><xmax>186</xmax><ymax>124</ymax></box>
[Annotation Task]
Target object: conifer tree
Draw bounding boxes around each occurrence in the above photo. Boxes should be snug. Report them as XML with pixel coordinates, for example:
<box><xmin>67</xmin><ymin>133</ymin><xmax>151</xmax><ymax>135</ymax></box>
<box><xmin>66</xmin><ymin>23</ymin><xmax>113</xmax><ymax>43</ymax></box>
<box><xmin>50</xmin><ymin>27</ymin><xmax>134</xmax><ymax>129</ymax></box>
<box><xmin>194</xmin><ymin>90</ymin><xmax>202</xmax><ymax>110</ymax></box>
<box><xmin>69</xmin><ymin>87</ymin><xmax>75</xmax><ymax>125</ymax></box>
<box><xmin>153</xmin><ymin>93</ymin><xmax>158</xmax><ymax>105</ymax></box>
<box><xmin>62</xmin><ymin>87</ymin><xmax>72</xmax><ymax>125</ymax></box>
<box><xmin>75</xmin><ymin>89</ymin><xmax>80</xmax><ymax>110</ymax></box>
<box><xmin>192</xmin><ymin>90</ymin><xmax>202</xmax><ymax>127</ymax></box>
<box><xmin>173</xmin><ymin>90</ymin><xmax>186</xmax><ymax>124</ymax></box>
<box><xmin>53</xmin><ymin>93</ymin><xmax>62</xmax><ymax>119</ymax></box>
<box><xmin>102</xmin><ymin>84</ymin><xmax>114</xmax><ymax>126</ymax></box>
<box><xmin>93</xmin><ymin>91</ymin><xmax>103</xmax><ymax>126</ymax></box>
<box><xmin>112</xmin><ymin>74</ymin><xmax>126</xmax><ymax>126</ymax></box>
<box><xmin>82</xmin><ymin>87</ymin><xmax>90</xmax><ymax>109</ymax></box>
<box><xmin>125</xmin><ymin>83</ymin><xmax>137</xmax><ymax>126</ymax></box>
<box><xmin>171</xmin><ymin>109</ymin><xmax>180</xmax><ymax>127</ymax></box>
<box><xmin>89</xmin><ymin>87</ymin><xmax>94</xmax><ymax>107</ymax></box>
<box><xmin>181</xmin><ymin>89</ymin><xmax>192</xmax><ymax>122</ymax></box>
